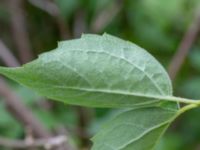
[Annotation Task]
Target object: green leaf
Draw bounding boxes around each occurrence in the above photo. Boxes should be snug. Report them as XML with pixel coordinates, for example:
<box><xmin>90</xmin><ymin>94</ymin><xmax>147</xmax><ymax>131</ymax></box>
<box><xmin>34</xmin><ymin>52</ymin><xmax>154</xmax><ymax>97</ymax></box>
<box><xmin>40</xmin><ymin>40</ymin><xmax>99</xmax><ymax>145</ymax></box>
<box><xmin>92</xmin><ymin>107</ymin><xmax>177</xmax><ymax>150</ymax></box>
<box><xmin>0</xmin><ymin>34</ymin><xmax>176</xmax><ymax>108</ymax></box>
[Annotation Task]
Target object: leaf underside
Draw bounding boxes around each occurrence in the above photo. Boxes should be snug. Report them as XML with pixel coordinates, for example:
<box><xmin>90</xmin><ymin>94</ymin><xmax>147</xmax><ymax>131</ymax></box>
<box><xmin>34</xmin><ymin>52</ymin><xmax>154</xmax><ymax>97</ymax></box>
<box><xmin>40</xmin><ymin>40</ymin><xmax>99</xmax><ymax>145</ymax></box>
<box><xmin>0</xmin><ymin>33</ymin><xmax>176</xmax><ymax>109</ymax></box>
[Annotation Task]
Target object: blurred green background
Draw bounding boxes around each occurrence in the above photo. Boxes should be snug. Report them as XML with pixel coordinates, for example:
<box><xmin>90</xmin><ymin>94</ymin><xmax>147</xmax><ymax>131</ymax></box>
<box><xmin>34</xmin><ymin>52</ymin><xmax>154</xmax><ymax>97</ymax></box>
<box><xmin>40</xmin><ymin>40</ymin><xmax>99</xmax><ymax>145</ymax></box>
<box><xmin>0</xmin><ymin>0</ymin><xmax>200</xmax><ymax>150</ymax></box>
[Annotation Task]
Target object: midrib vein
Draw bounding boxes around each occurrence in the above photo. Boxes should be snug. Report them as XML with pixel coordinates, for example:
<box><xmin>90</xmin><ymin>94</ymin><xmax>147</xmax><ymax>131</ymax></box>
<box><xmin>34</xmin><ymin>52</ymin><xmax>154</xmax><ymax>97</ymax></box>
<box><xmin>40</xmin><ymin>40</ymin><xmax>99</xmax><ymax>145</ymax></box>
<box><xmin>41</xmin><ymin>83</ymin><xmax>169</xmax><ymax>101</ymax></box>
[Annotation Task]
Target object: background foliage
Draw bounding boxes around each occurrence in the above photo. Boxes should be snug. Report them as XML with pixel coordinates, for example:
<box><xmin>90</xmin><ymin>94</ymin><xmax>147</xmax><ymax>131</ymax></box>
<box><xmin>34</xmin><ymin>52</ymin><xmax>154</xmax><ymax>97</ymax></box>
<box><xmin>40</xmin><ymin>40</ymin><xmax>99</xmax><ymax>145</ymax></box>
<box><xmin>0</xmin><ymin>0</ymin><xmax>200</xmax><ymax>150</ymax></box>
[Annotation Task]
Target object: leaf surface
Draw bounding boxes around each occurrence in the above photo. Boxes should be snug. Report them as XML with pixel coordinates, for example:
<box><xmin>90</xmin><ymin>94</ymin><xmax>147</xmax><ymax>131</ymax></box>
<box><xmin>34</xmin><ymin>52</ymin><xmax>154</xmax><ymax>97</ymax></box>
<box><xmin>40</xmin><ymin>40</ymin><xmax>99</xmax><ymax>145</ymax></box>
<box><xmin>0</xmin><ymin>34</ymin><xmax>176</xmax><ymax>108</ymax></box>
<box><xmin>92</xmin><ymin>107</ymin><xmax>177</xmax><ymax>150</ymax></box>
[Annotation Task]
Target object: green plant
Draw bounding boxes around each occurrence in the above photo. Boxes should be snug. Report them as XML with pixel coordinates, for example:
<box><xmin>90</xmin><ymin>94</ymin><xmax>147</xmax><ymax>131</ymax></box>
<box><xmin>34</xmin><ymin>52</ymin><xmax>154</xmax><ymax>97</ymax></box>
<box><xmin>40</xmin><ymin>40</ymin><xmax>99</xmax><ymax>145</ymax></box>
<box><xmin>0</xmin><ymin>34</ymin><xmax>199</xmax><ymax>150</ymax></box>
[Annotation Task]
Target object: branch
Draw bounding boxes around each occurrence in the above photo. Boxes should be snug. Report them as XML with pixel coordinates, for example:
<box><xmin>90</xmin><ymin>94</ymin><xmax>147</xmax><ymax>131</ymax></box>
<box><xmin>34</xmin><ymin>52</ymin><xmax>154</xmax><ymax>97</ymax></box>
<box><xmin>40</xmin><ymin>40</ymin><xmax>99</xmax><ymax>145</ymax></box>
<box><xmin>7</xmin><ymin>0</ymin><xmax>34</xmax><ymax>63</ymax></box>
<box><xmin>0</xmin><ymin>40</ymin><xmax>51</xmax><ymax>138</ymax></box>
<box><xmin>73</xmin><ymin>9</ymin><xmax>86</xmax><ymax>38</ymax></box>
<box><xmin>54</xmin><ymin>125</ymin><xmax>77</xmax><ymax>150</ymax></box>
<box><xmin>168</xmin><ymin>11</ymin><xmax>200</xmax><ymax>80</ymax></box>
<box><xmin>0</xmin><ymin>77</ymin><xmax>51</xmax><ymax>138</ymax></box>
<box><xmin>91</xmin><ymin>0</ymin><xmax>124</xmax><ymax>33</ymax></box>
<box><xmin>0</xmin><ymin>40</ymin><xmax>20</xmax><ymax>67</ymax></box>
<box><xmin>28</xmin><ymin>0</ymin><xmax>71</xmax><ymax>39</ymax></box>
<box><xmin>71</xmin><ymin>9</ymin><xmax>93</xmax><ymax>148</ymax></box>
<box><xmin>76</xmin><ymin>107</ymin><xmax>92</xmax><ymax>148</ymax></box>
<box><xmin>0</xmin><ymin>135</ymin><xmax>67</xmax><ymax>149</ymax></box>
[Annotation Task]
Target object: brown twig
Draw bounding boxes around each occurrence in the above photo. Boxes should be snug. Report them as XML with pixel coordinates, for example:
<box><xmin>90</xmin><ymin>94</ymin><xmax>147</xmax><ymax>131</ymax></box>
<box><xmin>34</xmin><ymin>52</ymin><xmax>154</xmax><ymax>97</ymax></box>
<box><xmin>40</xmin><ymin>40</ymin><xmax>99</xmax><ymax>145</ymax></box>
<box><xmin>91</xmin><ymin>0</ymin><xmax>124</xmax><ymax>33</ymax></box>
<box><xmin>76</xmin><ymin>107</ymin><xmax>92</xmax><ymax>148</ymax></box>
<box><xmin>0</xmin><ymin>40</ymin><xmax>51</xmax><ymax>138</ymax></box>
<box><xmin>0</xmin><ymin>135</ymin><xmax>67</xmax><ymax>149</ymax></box>
<box><xmin>72</xmin><ymin>10</ymin><xmax>93</xmax><ymax>148</ymax></box>
<box><xmin>28</xmin><ymin>0</ymin><xmax>71</xmax><ymax>39</ymax></box>
<box><xmin>0</xmin><ymin>40</ymin><xmax>20</xmax><ymax>67</ymax></box>
<box><xmin>0</xmin><ymin>77</ymin><xmax>51</xmax><ymax>138</ymax></box>
<box><xmin>54</xmin><ymin>125</ymin><xmax>77</xmax><ymax>150</ymax></box>
<box><xmin>168</xmin><ymin>11</ymin><xmax>200</xmax><ymax>80</ymax></box>
<box><xmin>73</xmin><ymin>9</ymin><xmax>87</xmax><ymax>38</ymax></box>
<box><xmin>7</xmin><ymin>0</ymin><xmax>34</xmax><ymax>63</ymax></box>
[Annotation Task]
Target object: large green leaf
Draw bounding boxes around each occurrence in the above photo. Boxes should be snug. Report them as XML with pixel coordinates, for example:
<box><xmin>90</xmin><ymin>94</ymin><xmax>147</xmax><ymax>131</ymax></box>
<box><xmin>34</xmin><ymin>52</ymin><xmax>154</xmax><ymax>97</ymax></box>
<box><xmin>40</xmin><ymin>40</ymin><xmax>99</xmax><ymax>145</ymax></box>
<box><xmin>92</xmin><ymin>107</ymin><xmax>177</xmax><ymax>150</ymax></box>
<box><xmin>0</xmin><ymin>34</ymin><xmax>176</xmax><ymax>108</ymax></box>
